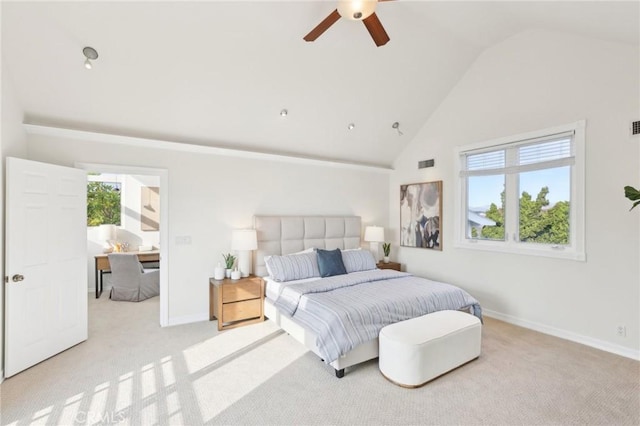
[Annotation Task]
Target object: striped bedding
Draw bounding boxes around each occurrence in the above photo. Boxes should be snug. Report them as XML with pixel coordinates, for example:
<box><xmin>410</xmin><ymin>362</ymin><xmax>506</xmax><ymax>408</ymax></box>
<box><xmin>273</xmin><ymin>269</ymin><xmax>482</xmax><ymax>364</ymax></box>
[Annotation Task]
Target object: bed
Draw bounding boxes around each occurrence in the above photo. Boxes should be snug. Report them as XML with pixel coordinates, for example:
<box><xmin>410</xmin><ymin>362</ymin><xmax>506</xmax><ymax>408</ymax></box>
<box><xmin>254</xmin><ymin>215</ymin><xmax>482</xmax><ymax>378</ymax></box>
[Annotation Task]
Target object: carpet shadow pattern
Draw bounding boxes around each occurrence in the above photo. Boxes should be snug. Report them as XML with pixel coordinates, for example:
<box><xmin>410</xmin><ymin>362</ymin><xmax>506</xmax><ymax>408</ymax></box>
<box><xmin>0</xmin><ymin>296</ymin><xmax>297</xmax><ymax>425</ymax></box>
<box><xmin>1</xmin><ymin>295</ymin><xmax>638</xmax><ymax>426</ymax></box>
<box><xmin>212</xmin><ymin>318</ymin><xmax>640</xmax><ymax>425</ymax></box>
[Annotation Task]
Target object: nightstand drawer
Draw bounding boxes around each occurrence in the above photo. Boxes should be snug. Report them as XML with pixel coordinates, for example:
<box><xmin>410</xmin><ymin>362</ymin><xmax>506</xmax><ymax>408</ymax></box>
<box><xmin>222</xmin><ymin>280</ymin><xmax>262</xmax><ymax>303</ymax></box>
<box><xmin>222</xmin><ymin>298</ymin><xmax>262</xmax><ymax>322</ymax></box>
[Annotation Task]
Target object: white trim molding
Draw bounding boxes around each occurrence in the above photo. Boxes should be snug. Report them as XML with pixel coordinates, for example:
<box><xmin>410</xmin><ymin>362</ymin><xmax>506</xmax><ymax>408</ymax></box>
<box><xmin>24</xmin><ymin>123</ymin><xmax>393</xmax><ymax>174</ymax></box>
<box><xmin>483</xmin><ymin>309</ymin><xmax>640</xmax><ymax>361</ymax></box>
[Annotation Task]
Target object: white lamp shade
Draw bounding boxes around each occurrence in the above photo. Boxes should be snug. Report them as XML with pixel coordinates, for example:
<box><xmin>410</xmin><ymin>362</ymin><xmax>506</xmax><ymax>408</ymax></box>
<box><xmin>231</xmin><ymin>229</ymin><xmax>258</xmax><ymax>250</ymax></box>
<box><xmin>337</xmin><ymin>0</ymin><xmax>377</xmax><ymax>21</ymax></box>
<box><xmin>98</xmin><ymin>224</ymin><xmax>116</xmax><ymax>241</ymax></box>
<box><xmin>364</xmin><ymin>226</ymin><xmax>385</xmax><ymax>243</ymax></box>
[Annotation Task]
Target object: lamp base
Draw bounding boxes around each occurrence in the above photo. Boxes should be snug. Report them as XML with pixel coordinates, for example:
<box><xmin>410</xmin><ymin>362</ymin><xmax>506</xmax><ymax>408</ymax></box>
<box><xmin>369</xmin><ymin>242</ymin><xmax>381</xmax><ymax>262</ymax></box>
<box><xmin>237</xmin><ymin>250</ymin><xmax>252</xmax><ymax>277</ymax></box>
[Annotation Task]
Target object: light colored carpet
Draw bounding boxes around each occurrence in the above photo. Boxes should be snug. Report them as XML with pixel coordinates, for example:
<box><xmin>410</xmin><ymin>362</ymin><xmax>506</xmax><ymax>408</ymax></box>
<box><xmin>1</xmin><ymin>296</ymin><xmax>638</xmax><ymax>425</ymax></box>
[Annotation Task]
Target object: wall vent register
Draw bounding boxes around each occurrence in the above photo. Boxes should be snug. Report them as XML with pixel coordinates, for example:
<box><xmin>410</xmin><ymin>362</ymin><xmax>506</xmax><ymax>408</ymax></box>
<box><xmin>418</xmin><ymin>159</ymin><xmax>435</xmax><ymax>169</ymax></box>
<box><xmin>632</xmin><ymin>120</ymin><xmax>640</xmax><ymax>136</ymax></box>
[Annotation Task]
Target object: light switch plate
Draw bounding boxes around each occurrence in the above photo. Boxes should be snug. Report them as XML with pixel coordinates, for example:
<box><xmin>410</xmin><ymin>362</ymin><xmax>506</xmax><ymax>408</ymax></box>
<box><xmin>175</xmin><ymin>236</ymin><xmax>192</xmax><ymax>245</ymax></box>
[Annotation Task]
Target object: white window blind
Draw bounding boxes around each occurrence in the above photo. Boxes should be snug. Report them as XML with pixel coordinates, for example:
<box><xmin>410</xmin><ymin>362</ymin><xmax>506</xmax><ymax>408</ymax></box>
<box><xmin>461</xmin><ymin>131</ymin><xmax>574</xmax><ymax>177</ymax></box>
<box><xmin>466</xmin><ymin>150</ymin><xmax>505</xmax><ymax>172</ymax></box>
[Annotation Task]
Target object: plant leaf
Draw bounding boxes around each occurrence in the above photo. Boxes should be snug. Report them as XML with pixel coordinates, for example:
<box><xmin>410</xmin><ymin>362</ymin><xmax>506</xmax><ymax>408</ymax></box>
<box><xmin>631</xmin><ymin>200</ymin><xmax>640</xmax><ymax>211</ymax></box>
<box><xmin>624</xmin><ymin>186</ymin><xmax>640</xmax><ymax>201</ymax></box>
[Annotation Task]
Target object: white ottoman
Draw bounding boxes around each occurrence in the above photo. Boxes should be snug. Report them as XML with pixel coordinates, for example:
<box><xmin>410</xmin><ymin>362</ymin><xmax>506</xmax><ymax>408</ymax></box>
<box><xmin>379</xmin><ymin>310</ymin><xmax>481</xmax><ymax>387</ymax></box>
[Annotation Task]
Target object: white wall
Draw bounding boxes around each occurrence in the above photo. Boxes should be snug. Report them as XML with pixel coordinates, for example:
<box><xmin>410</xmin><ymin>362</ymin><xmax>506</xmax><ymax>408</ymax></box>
<box><xmin>391</xmin><ymin>29</ymin><xmax>640</xmax><ymax>357</ymax></box>
<box><xmin>27</xmin><ymin>135</ymin><xmax>390</xmax><ymax>324</ymax></box>
<box><xmin>1</xmin><ymin>54</ymin><xmax>29</xmax><ymax>377</ymax></box>
<box><xmin>122</xmin><ymin>174</ymin><xmax>161</xmax><ymax>249</ymax></box>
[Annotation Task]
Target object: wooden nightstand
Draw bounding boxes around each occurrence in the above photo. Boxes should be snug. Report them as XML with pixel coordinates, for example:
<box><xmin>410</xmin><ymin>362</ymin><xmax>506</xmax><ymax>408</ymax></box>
<box><xmin>377</xmin><ymin>261</ymin><xmax>401</xmax><ymax>271</ymax></box>
<box><xmin>209</xmin><ymin>275</ymin><xmax>264</xmax><ymax>331</ymax></box>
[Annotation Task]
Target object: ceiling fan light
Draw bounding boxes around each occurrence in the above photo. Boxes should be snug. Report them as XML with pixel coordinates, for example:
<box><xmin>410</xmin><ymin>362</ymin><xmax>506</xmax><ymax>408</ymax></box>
<box><xmin>337</xmin><ymin>0</ymin><xmax>377</xmax><ymax>21</ymax></box>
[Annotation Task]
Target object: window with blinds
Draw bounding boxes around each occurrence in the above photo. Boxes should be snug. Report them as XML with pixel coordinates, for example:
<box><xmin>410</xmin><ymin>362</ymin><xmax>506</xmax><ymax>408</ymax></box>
<box><xmin>455</xmin><ymin>121</ymin><xmax>585</xmax><ymax>261</ymax></box>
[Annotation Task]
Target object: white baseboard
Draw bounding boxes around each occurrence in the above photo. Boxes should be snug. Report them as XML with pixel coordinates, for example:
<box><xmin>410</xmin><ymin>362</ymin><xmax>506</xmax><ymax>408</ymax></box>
<box><xmin>0</xmin><ymin>369</ymin><xmax>4</xmax><ymax>383</ymax></box>
<box><xmin>167</xmin><ymin>312</ymin><xmax>209</xmax><ymax>327</ymax></box>
<box><xmin>483</xmin><ymin>309</ymin><xmax>640</xmax><ymax>361</ymax></box>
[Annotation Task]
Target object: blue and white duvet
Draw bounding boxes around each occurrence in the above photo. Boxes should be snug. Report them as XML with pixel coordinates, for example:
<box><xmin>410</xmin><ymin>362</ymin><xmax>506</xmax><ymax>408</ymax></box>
<box><xmin>273</xmin><ymin>269</ymin><xmax>482</xmax><ymax>364</ymax></box>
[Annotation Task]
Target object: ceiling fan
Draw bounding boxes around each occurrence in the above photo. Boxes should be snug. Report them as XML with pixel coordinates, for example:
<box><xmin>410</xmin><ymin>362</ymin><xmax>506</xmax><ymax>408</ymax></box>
<box><xmin>304</xmin><ymin>0</ymin><xmax>395</xmax><ymax>47</ymax></box>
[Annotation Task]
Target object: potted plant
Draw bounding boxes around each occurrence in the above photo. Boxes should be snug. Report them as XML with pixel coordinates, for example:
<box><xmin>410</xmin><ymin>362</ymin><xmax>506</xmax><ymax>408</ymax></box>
<box><xmin>382</xmin><ymin>242</ymin><xmax>391</xmax><ymax>263</ymax></box>
<box><xmin>222</xmin><ymin>253</ymin><xmax>236</xmax><ymax>278</ymax></box>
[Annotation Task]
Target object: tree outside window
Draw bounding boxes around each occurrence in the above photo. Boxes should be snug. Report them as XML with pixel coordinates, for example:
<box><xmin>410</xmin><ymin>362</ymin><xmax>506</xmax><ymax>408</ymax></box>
<box><xmin>87</xmin><ymin>181</ymin><xmax>121</xmax><ymax>226</ymax></box>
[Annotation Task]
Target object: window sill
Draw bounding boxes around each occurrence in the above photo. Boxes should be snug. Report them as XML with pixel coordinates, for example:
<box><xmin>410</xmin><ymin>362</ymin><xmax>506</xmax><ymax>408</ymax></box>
<box><xmin>454</xmin><ymin>240</ymin><xmax>586</xmax><ymax>262</ymax></box>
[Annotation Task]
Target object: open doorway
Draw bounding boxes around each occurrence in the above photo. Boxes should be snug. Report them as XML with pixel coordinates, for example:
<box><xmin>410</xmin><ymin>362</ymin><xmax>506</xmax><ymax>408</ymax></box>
<box><xmin>76</xmin><ymin>162</ymin><xmax>169</xmax><ymax>327</ymax></box>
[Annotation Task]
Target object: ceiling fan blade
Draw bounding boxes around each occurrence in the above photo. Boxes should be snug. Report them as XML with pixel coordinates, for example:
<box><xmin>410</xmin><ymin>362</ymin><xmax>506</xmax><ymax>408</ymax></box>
<box><xmin>304</xmin><ymin>9</ymin><xmax>341</xmax><ymax>42</ymax></box>
<box><xmin>363</xmin><ymin>12</ymin><xmax>390</xmax><ymax>47</ymax></box>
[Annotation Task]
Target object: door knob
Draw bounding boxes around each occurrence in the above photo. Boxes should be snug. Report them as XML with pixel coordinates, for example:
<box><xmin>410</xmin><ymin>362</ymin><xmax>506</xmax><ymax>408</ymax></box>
<box><xmin>12</xmin><ymin>274</ymin><xmax>24</xmax><ymax>282</ymax></box>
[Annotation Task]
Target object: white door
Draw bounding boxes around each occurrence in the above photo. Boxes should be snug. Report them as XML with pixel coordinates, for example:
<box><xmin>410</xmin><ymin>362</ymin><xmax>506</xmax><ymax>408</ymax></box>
<box><xmin>5</xmin><ymin>157</ymin><xmax>87</xmax><ymax>377</ymax></box>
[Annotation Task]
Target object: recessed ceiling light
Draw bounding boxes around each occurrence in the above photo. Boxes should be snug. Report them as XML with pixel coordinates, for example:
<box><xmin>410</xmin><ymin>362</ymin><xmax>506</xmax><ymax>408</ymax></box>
<box><xmin>83</xmin><ymin>46</ymin><xmax>98</xmax><ymax>70</ymax></box>
<box><xmin>280</xmin><ymin>109</ymin><xmax>288</xmax><ymax>117</ymax></box>
<box><xmin>348</xmin><ymin>123</ymin><xmax>355</xmax><ymax>130</ymax></box>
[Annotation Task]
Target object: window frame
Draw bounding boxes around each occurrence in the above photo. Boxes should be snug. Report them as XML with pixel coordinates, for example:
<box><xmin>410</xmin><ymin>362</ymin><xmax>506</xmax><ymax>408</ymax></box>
<box><xmin>454</xmin><ymin>120</ymin><xmax>586</xmax><ymax>261</ymax></box>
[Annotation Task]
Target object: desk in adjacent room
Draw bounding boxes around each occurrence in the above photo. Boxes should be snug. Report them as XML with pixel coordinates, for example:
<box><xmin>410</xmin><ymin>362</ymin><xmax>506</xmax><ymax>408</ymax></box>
<box><xmin>94</xmin><ymin>250</ymin><xmax>160</xmax><ymax>298</ymax></box>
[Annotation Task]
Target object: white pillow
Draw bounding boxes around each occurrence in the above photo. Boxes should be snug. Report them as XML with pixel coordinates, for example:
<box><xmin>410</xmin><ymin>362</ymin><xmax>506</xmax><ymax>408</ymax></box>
<box><xmin>293</xmin><ymin>247</ymin><xmax>315</xmax><ymax>254</ymax></box>
<box><xmin>341</xmin><ymin>249</ymin><xmax>377</xmax><ymax>273</ymax></box>
<box><xmin>265</xmin><ymin>251</ymin><xmax>321</xmax><ymax>282</ymax></box>
<box><xmin>264</xmin><ymin>247</ymin><xmax>315</xmax><ymax>277</ymax></box>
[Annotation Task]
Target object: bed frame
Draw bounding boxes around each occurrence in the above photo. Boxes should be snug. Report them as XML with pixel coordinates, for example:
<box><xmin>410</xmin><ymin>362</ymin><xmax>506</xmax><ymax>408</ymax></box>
<box><xmin>253</xmin><ymin>215</ymin><xmax>378</xmax><ymax>378</ymax></box>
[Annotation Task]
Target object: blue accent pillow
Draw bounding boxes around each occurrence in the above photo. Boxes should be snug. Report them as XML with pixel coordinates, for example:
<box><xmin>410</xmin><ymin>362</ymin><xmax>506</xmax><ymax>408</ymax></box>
<box><xmin>316</xmin><ymin>248</ymin><xmax>347</xmax><ymax>278</ymax></box>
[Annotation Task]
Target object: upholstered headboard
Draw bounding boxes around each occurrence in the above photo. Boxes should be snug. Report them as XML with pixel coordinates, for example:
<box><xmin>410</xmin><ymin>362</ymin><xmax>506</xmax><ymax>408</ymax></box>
<box><xmin>253</xmin><ymin>216</ymin><xmax>362</xmax><ymax>277</ymax></box>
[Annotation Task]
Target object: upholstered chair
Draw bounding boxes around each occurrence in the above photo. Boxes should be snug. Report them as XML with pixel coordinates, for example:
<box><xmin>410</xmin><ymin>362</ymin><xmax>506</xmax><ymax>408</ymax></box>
<box><xmin>107</xmin><ymin>253</ymin><xmax>160</xmax><ymax>302</ymax></box>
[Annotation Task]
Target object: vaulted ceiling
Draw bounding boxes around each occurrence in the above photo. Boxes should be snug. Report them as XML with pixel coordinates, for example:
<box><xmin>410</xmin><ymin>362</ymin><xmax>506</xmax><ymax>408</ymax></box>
<box><xmin>2</xmin><ymin>1</ymin><xmax>638</xmax><ymax>168</ymax></box>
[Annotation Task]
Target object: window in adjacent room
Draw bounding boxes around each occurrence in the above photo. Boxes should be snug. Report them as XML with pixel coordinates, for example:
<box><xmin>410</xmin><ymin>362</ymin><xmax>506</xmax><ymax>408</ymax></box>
<box><xmin>454</xmin><ymin>121</ymin><xmax>585</xmax><ymax>261</ymax></box>
<box><xmin>87</xmin><ymin>173</ymin><xmax>122</xmax><ymax>226</ymax></box>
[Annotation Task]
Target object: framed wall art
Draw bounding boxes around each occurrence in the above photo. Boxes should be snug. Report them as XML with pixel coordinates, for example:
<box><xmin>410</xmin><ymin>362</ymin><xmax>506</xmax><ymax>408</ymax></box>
<box><xmin>141</xmin><ymin>186</ymin><xmax>160</xmax><ymax>231</ymax></box>
<box><xmin>400</xmin><ymin>181</ymin><xmax>442</xmax><ymax>250</ymax></box>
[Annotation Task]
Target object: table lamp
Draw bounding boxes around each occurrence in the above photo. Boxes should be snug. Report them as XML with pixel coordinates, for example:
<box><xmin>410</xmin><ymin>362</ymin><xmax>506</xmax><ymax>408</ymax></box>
<box><xmin>98</xmin><ymin>224</ymin><xmax>117</xmax><ymax>253</ymax></box>
<box><xmin>231</xmin><ymin>229</ymin><xmax>258</xmax><ymax>277</ymax></box>
<box><xmin>364</xmin><ymin>226</ymin><xmax>385</xmax><ymax>261</ymax></box>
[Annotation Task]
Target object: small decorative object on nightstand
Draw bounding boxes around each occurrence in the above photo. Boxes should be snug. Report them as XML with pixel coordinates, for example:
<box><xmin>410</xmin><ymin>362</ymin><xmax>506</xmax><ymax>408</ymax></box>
<box><xmin>222</xmin><ymin>253</ymin><xmax>236</xmax><ymax>278</ymax></box>
<box><xmin>214</xmin><ymin>262</ymin><xmax>225</xmax><ymax>280</ymax></box>
<box><xmin>382</xmin><ymin>242</ymin><xmax>391</xmax><ymax>263</ymax></box>
<box><xmin>209</xmin><ymin>275</ymin><xmax>264</xmax><ymax>331</ymax></box>
<box><xmin>377</xmin><ymin>261</ymin><xmax>401</xmax><ymax>271</ymax></box>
